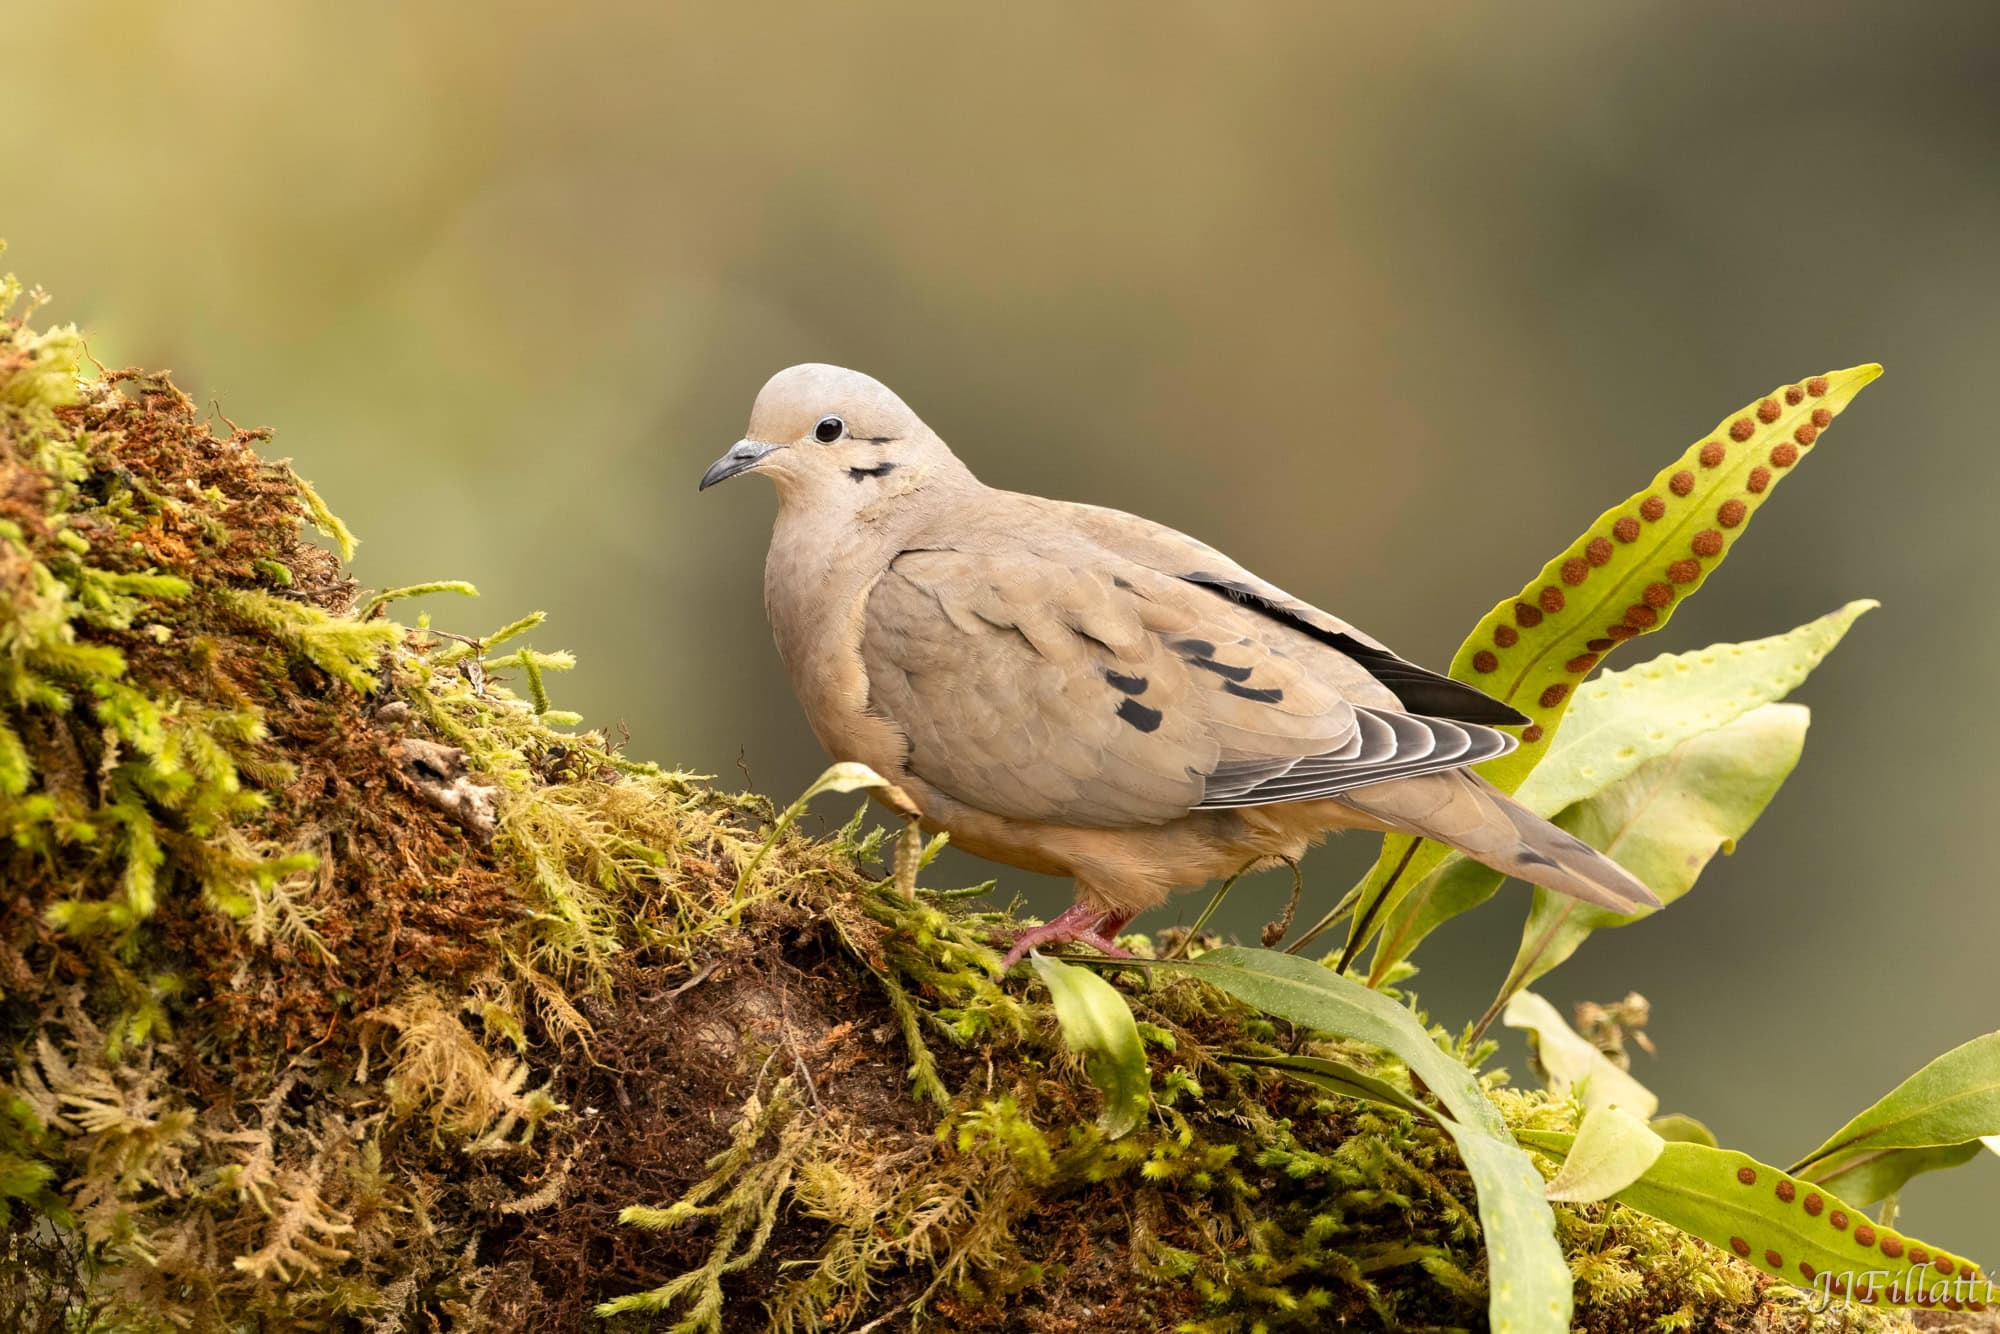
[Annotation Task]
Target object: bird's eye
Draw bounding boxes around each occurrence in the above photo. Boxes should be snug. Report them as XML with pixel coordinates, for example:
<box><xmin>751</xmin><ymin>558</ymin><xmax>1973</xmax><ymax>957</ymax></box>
<box><xmin>813</xmin><ymin>415</ymin><xmax>845</xmax><ymax>444</ymax></box>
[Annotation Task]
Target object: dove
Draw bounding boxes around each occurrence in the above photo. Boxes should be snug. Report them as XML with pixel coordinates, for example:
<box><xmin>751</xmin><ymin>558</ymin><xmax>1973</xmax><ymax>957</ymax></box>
<box><xmin>700</xmin><ymin>364</ymin><xmax>1659</xmax><ymax>968</ymax></box>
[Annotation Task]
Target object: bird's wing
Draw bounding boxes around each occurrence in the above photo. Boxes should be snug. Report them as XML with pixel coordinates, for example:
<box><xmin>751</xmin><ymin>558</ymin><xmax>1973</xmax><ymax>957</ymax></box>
<box><xmin>859</xmin><ymin>545</ymin><xmax>1512</xmax><ymax>828</ymax></box>
<box><xmin>1054</xmin><ymin>498</ymin><xmax>1530</xmax><ymax>726</ymax></box>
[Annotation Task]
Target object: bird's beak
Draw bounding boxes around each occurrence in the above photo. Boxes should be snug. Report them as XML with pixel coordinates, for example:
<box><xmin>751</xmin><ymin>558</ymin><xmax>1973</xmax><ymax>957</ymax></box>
<box><xmin>698</xmin><ymin>439</ymin><xmax>780</xmax><ymax>491</ymax></box>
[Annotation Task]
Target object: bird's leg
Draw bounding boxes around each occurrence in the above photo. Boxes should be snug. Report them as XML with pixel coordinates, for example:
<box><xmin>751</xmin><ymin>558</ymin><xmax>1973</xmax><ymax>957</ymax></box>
<box><xmin>876</xmin><ymin>781</ymin><xmax>924</xmax><ymax>901</ymax></box>
<box><xmin>893</xmin><ymin>814</ymin><xmax>923</xmax><ymax>899</ymax></box>
<box><xmin>1260</xmin><ymin>857</ymin><xmax>1304</xmax><ymax>947</ymax></box>
<box><xmin>1000</xmin><ymin>904</ymin><xmax>1135</xmax><ymax>971</ymax></box>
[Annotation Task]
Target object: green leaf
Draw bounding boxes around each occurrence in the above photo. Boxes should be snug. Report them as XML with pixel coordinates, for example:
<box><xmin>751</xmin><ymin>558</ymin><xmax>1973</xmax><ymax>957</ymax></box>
<box><xmin>796</xmin><ymin>761</ymin><xmax>894</xmax><ymax>801</ymax></box>
<box><xmin>1501</xmin><ymin>990</ymin><xmax>1657</xmax><ymax>1118</ymax></box>
<box><xmin>1448</xmin><ymin>1136</ymin><xmax>1572</xmax><ymax>1332</ymax></box>
<box><xmin>1650</xmin><ymin>1113</ymin><xmax>1720</xmax><ymax>1149</ymax></box>
<box><xmin>1809</xmin><ymin>1142</ymin><xmax>1983</xmax><ymax>1208</ymax></box>
<box><xmin>1162</xmin><ymin>948</ymin><xmax>1572</xmax><ymax>1333</ymax></box>
<box><xmin>1513</xmin><ymin>599</ymin><xmax>1872</xmax><ymax>815</ymax></box>
<box><xmin>1543</xmin><ymin>1106</ymin><xmax>1664</xmax><ymax>1203</ymax></box>
<box><xmin>1791</xmin><ymin>1031</ymin><xmax>2000</xmax><ymax>1201</ymax></box>
<box><xmin>1446</xmin><ymin>369</ymin><xmax>1877</xmax><ymax>788</ymax></box>
<box><xmin>1605</xmin><ymin>1141</ymin><xmax>1981</xmax><ymax>1306</ymax></box>
<box><xmin>1341</xmin><ymin>367</ymin><xmax>1880</xmax><ymax>970</ymax></box>
<box><xmin>1370</xmin><ymin>601</ymin><xmax>1872</xmax><ymax>981</ymax></box>
<box><xmin>1490</xmin><ymin>702</ymin><xmax>1809</xmax><ymax>1007</ymax></box>
<box><xmin>1224</xmin><ymin>1052</ymin><xmax>1436</xmax><ymax>1122</ymax></box>
<box><xmin>1031</xmin><ymin>953</ymin><xmax>1150</xmax><ymax>1140</ymax></box>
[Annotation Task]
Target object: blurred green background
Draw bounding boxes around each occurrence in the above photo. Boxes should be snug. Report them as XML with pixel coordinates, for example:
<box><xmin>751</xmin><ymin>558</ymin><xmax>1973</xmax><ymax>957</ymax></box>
<box><xmin>7</xmin><ymin>0</ymin><xmax>1997</xmax><ymax>1257</ymax></box>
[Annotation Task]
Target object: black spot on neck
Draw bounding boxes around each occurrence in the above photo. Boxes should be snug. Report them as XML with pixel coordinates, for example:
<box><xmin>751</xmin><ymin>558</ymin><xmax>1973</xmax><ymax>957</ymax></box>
<box><xmin>1104</xmin><ymin>670</ymin><xmax>1149</xmax><ymax>695</ymax></box>
<box><xmin>848</xmin><ymin>462</ymin><xmax>899</xmax><ymax>482</ymax></box>
<box><xmin>1115</xmin><ymin>698</ymin><xmax>1163</xmax><ymax>733</ymax></box>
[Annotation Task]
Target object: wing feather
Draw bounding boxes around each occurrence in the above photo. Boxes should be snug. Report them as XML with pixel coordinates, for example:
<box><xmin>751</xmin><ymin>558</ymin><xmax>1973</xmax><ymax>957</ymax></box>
<box><xmin>1194</xmin><ymin>710</ymin><xmax>1516</xmax><ymax>809</ymax></box>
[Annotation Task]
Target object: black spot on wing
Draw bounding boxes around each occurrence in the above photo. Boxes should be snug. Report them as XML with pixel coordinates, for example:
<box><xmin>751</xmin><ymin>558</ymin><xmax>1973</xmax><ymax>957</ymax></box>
<box><xmin>848</xmin><ymin>462</ymin><xmax>899</xmax><ymax>482</ymax></box>
<box><xmin>1115</xmin><ymin>698</ymin><xmax>1163</xmax><ymax>733</ymax></box>
<box><xmin>1179</xmin><ymin>571</ymin><xmax>1530</xmax><ymax>727</ymax></box>
<box><xmin>1104</xmin><ymin>670</ymin><xmax>1149</xmax><ymax>695</ymax></box>
<box><xmin>1112</xmin><ymin>576</ymin><xmax>1136</xmax><ymax>591</ymax></box>
<box><xmin>1173</xmin><ymin>633</ymin><xmax>1278</xmax><ymax>690</ymax></box>
<box><xmin>1187</xmin><ymin>654</ymin><xmax>1252</xmax><ymax>683</ymax></box>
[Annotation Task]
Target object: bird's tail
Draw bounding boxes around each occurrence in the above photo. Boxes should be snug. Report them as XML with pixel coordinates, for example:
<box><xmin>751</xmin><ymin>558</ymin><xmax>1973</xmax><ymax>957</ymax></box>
<box><xmin>1337</xmin><ymin>769</ymin><xmax>1660</xmax><ymax>914</ymax></box>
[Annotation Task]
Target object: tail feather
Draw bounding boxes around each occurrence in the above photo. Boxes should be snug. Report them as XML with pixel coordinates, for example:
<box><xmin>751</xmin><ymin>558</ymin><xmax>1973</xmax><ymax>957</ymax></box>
<box><xmin>1337</xmin><ymin>770</ymin><xmax>1661</xmax><ymax>915</ymax></box>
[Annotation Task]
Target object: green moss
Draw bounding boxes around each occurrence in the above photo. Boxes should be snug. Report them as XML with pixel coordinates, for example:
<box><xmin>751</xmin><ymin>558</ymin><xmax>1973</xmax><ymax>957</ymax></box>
<box><xmin>0</xmin><ymin>256</ymin><xmax>1924</xmax><ymax>1333</ymax></box>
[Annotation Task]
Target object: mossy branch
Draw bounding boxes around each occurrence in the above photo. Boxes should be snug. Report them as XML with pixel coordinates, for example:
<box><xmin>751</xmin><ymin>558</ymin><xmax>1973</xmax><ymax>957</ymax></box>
<box><xmin>0</xmin><ymin>259</ymin><xmax>1964</xmax><ymax>1334</ymax></box>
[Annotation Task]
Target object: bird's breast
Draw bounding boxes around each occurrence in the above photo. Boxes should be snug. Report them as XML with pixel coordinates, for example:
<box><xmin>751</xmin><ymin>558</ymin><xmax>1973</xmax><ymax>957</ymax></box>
<box><xmin>762</xmin><ymin>531</ymin><xmax>911</xmax><ymax>780</ymax></box>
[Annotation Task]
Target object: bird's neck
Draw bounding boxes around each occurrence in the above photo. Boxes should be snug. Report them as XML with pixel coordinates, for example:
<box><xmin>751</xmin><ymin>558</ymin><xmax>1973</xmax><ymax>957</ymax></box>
<box><xmin>762</xmin><ymin>472</ymin><xmax>981</xmax><ymax>694</ymax></box>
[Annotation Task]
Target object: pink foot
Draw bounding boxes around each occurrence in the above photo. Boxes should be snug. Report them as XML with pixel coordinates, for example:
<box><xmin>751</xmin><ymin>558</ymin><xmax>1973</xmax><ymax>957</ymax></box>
<box><xmin>999</xmin><ymin>904</ymin><xmax>1136</xmax><ymax>970</ymax></box>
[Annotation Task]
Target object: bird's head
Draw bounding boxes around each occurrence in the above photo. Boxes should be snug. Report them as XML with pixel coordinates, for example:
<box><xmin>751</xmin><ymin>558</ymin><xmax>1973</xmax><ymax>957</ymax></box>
<box><xmin>698</xmin><ymin>364</ymin><xmax>969</xmax><ymax>508</ymax></box>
